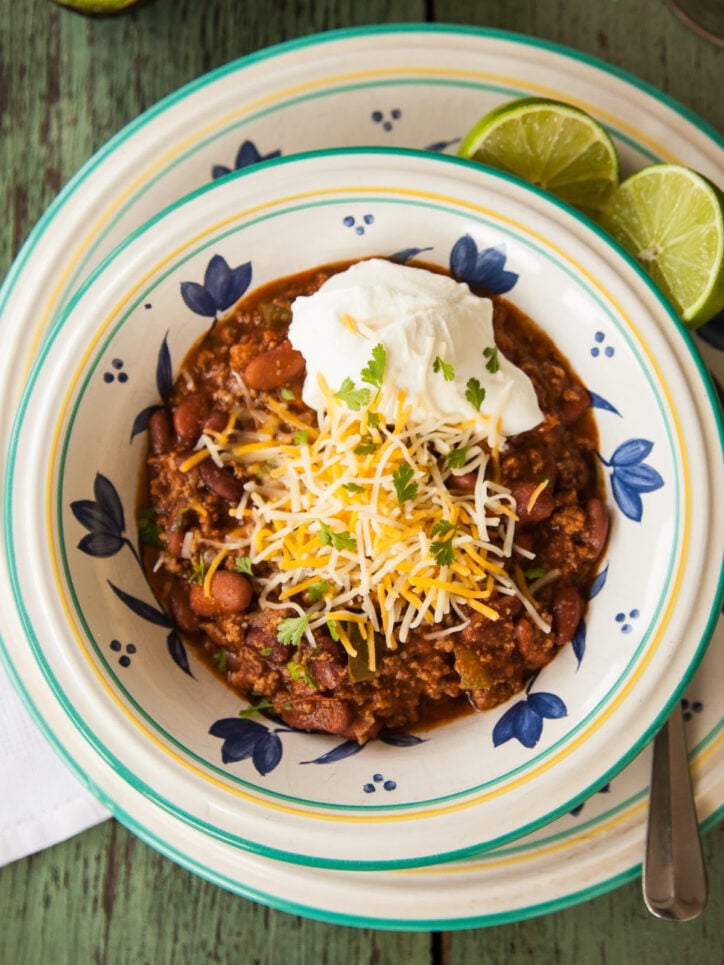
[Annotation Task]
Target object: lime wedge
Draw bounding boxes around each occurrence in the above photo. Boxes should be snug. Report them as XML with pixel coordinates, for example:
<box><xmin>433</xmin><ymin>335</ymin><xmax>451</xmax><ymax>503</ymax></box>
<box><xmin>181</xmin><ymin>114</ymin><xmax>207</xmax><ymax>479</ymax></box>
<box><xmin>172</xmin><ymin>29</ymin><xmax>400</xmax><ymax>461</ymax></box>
<box><xmin>52</xmin><ymin>0</ymin><xmax>141</xmax><ymax>12</ymax></box>
<box><xmin>458</xmin><ymin>97</ymin><xmax>620</xmax><ymax>218</ymax></box>
<box><xmin>600</xmin><ymin>164</ymin><xmax>724</xmax><ymax>327</ymax></box>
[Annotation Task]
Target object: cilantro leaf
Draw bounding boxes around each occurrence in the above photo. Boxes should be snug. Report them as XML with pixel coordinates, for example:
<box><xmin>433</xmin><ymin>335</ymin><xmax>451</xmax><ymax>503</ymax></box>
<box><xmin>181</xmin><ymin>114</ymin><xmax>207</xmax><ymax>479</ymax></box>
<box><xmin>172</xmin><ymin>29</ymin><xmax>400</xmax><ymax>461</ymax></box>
<box><xmin>360</xmin><ymin>343</ymin><xmax>386</xmax><ymax>389</ymax></box>
<box><xmin>287</xmin><ymin>660</ymin><xmax>317</xmax><ymax>688</ymax></box>
<box><xmin>318</xmin><ymin>521</ymin><xmax>357</xmax><ymax>551</ymax></box>
<box><xmin>432</xmin><ymin>355</ymin><xmax>455</xmax><ymax>381</ymax></box>
<box><xmin>465</xmin><ymin>377</ymin><xmax>486</xmax><ymax>411</ymax></box>
<box><xmin>343</xmin><ymin>482</ymin><xmax>366</xmax><ymax>494</ymax></box>
<box><xmin>280</xmin><ymin>387</ymin><xmax>295</xmax><ymax>400</ymax></box>
<box><xmin>483</xmin><ymin>346</ymin><xmax>500</xmax><ymax>373</ymax></box>
<box><xmin>354</xmin><ymin>436</ymin><xmax>379</xmax><ymax>455</ymax></box>
<box><xmin>234</xmin><ymin>555</ymin><xmax>254</xmax><ymax>575</ymax></box>
<box><xmin>293</xmin><ymin>429</ymin><xmax>309</xmax><ymax>446</ymax></box>
<box><xmin>188</xmin><ymin>557</ymin><xmax>207</xmax><ymax>585</ymax></box>
<box><xmin>212</xmin><ymin>650</ymin><xmax>228</xmax><ymax>671</ymax></box>
<box><xmin>327</xmin><ymin>619</ymin><xmax>340</xmax><ymax>641</ymax></box>
<box><xmin>307</xmin><ymin>579</ymin><xmax>330</xmax><ymax>602</ymax></box>
<box><xmin>431</xmin><ymin>518</ymin><xmax>455</xmax><ymax>538</ymax></box>
<box><xmin>367</xmin><ymin>411</ymin><xmax>380</xmax><ymax>428</ymax></box>
<box><xmin>447</xmin><ymin>446</ymin><xmax>469</xmax><ymax>470</ymax></box>
<box><xmin>137</xmin><ymin>506</ymin><xmax>163</xmax><ymax>548</ymax></box>
<box><xmin>392</xmin><ymin>463</ymin><xmax>419</xmax><ymax>505</ymax></box>
<box><xmin>277</xmin><ymin>614</ymin><xmax>310</xmax><ymax>646</ymax></box>
<box><xmin>238</xmin><ymin>698</ymin><xmax>274</xmax><ymax>717</ymax></box>
<box><xmin>430</xmin><ymin>537</ymin><xmax>455</xmax><ymax>567</ymax></box>
<box><xmin>334</xmin><ymin>377</ymin><xmax>371</xmax><ymax>411</ymax></box>
<box><xmin>524</xmin><ymin>567</ymin><xmax>547</xmax><ymax>581</ymax></box>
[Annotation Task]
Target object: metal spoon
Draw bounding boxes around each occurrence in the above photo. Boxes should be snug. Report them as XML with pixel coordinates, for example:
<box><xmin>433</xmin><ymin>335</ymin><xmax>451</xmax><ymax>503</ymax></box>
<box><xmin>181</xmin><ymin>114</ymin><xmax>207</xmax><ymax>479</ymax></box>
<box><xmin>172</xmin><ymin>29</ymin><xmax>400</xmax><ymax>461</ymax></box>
<box><xmin>642</xmin><ymin>701</ymin><xmax>708</xmax><ymax>920</ymax></box>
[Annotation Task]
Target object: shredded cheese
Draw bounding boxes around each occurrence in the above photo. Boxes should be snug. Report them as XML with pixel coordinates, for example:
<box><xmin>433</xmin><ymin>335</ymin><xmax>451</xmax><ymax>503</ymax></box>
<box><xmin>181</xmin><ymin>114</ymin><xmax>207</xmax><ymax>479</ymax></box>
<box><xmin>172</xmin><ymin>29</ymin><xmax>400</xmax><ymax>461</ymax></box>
<box><xmin>189</xmin><ymin>385</ymin><xmax>546</xmax><ymax>661</ymax></box>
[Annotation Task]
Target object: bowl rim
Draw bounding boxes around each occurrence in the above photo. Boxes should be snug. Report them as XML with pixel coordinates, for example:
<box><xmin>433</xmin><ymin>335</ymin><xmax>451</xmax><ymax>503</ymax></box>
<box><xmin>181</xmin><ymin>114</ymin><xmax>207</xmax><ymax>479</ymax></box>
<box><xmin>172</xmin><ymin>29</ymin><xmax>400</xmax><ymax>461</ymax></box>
<box><xmin>3</xmin><ymin>146</ymin><xmax>724</xmax><ymax>870</ymax></box>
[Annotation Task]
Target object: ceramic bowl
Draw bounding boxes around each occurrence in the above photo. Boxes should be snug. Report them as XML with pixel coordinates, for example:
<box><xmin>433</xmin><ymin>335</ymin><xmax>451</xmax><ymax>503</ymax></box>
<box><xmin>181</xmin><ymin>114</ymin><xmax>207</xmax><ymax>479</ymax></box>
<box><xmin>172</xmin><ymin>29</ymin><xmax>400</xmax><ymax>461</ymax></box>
<box><xmin>4</xmin><ymin>149</ymin><xmax>722</xmax><ymax>869</ymax></box>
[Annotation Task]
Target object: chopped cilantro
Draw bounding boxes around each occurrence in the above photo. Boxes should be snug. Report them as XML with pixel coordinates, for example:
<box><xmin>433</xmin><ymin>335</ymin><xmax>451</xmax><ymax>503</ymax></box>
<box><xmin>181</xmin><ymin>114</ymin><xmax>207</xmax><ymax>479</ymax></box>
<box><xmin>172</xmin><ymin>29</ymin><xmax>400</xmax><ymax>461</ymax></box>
<box><xmin>260</xmin><ymin>647</ymin><xmax>273</xmax><ymax>656</ymax></box>
<box><xmin>392</xmin><ymin>463</ymin><xmax>418</xmax><ymax>505</ymax></box>
<box><xmin>318</xmin><ymin>521</ymin><xmax>357</xmax><ymax>552</ymax></box>
<box><xmin>465</xmin><ymin>377</ymin><xmax>486</xmax><ymax>411</ymax></box>
<box><xmin>430</xmin><ymin>536</ymin><xmax>455</xmax><ymax>567</ymax></box>
<box><xmin>327</xmin><ymin>619</ymin><xmax>340</xmax><ymax>641</ymax></box>
<box><xmin>234</xmin><ymin>555</ymin><xmax>253</xmax><ymax>575</ymax></box>
<box><xmin>432</xmin><ymin>356</ymin><xmax>455</xmax><ymax>381</ymax></box>
<box><xmin>334</xmin><ymin>377</ymin><xmax>371</xmax><ymax>411</ymax></box>
<box><xmin>447</xmin><ymin>446</ymin><xmax>469</xmax><ymax>470</ymax></box>
<box><xmin>287</xmin><ymin>661</ymin><xmax>317</xmax><ymax>688</ymax></box>
<box><xmin>293</xmin><ymin>429</ymin><xmax>309</xmax><ymax>446</ymax></box>
<box><xmin>137</xmin><ymin>506</ymin><xmax>163</xmax><ymax>548</ymax></box>
<box><xmin>212</xmin><ymin>650</ymin><xmax>228</xmax><ymax>672</ymax></box>
<box><xmin>367</xmin><ymin>411</ymin><xmax>380</xmax><ymax>428</ymax></box>
<box><xmin>276</xmin><ymin>614</ymin><xmax>310</xmax><ymax>646</ymax></box>
<box><xmin>238</xmin><ymin>698</ymin><xmax>273</xmax><ymax>717</ymax></box>
<box><xmin>524</xmin><ymin>567</ymin><xmax>547</xmax><ymax>581</ymax></box>
<box><xmin>431</xmin><ymin>518</ymin><xmax>455</xmax><ymax>538</ymax></box>
<box><xmin>360</xmin><ymin>343</ymin><xmax>386</xmax><ymax>390</ymax></box>
<box><xmin>307</xmin><ymin>580</ymin><xmax>330</xmax><ymax>602</ymax></box>
<box><xmin>354</xmin><ymin>436</ymin><xmax>379</xmax><ymax>455</ymax></box>
<box><xmin>280</xmin><ymin>387</ymin><xmax>295</xmax><ymax>400</ymax></box>
<box><xmin>343</xmin><ymin>482</ymin><xmax>366</xmax><ymax>494</ymax></box>
<box><xmin>188</xmin><ymin>557</ymin><xmax>207</xmax><ymax>585</ymax></box>
<box><xmin>483</xmin><ymin>345</ymin><xmax>500</xmax><ymax>373</ymax></box>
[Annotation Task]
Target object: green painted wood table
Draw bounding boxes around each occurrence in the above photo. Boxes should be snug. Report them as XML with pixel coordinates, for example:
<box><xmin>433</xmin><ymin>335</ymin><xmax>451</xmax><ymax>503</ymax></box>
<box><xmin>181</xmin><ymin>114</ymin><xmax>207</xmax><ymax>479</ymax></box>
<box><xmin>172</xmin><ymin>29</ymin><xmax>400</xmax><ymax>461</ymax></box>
<box><xmin>1</xmin><ymin>1</ymin><xmax>722</xmax><ymax>962</ymax></box>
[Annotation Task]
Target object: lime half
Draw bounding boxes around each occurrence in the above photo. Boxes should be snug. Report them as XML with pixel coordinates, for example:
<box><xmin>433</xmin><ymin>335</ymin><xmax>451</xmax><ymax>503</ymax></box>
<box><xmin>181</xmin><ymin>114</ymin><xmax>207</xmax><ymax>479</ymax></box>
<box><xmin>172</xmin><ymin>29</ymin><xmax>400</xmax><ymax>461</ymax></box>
<box><xmin>458</xmin><ymin>97</ymin><xmax>620</xmax><ymax>218</ymax></box>
<box><xmin>600</xmin><ymin>164</ymin><xmax>724</xmax><ymax>327</ymax></box>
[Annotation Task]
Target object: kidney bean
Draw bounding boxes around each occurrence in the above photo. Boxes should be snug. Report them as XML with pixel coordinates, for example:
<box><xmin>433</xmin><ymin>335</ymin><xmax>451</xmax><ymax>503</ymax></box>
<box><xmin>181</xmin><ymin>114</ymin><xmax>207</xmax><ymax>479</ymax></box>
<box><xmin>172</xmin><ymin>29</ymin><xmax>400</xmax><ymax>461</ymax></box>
<box><xmin>165</xmin><ymin>527</ymin><xmax>185</xmax><ymax>558</ymax></box>
<box><xmin>147</xmin><ymin>407</ymin><xmax>175</xmax><ymax>454</ymax></box>
<box><xmin>559</xmin><ymin>382</ymin><xmax>591</xmax><ymax>426</ymax></box>
<box><xmin>446</xmin><ymin>471</ymin><xmax>477</xmax><ymax>492</ymax></box>
<box><xmin>585</xmin><ymin>498</ymin><xmax>609</xmax><ymax>559</ymax></box>
<box><xmin>167</xmin><ymin>582</ymin><xmax>200</xmax><ymax>634</ymax></box>
<box><xmin>242</xmin><ymin>340</ymin><xmax>305</xmax><ymax>391</ymax></box>
<box><xmin>199</xmin><ymin>459</ymin><xmax>244</xmax><ymax>503</ymax></box>
<box><xmin>203</xmin><ymin>410</ymin><xmax>228</xmax><ymax>433</ymax></box>
<box><xmin>281</xmin><ymin>696</ymin><xmax>355</xmax><ymax>736</ymax></box>
<box><xmin>552</xmin><ymin>584</ymin><xmax>584</xmax><ymax>645</ymax></box>
<box><xmin>173</xmin><ymin>391</ymin><xmax>209</xmax><ymax>442</ymax></box>
<box><xmin>510</xmin><ymin>481</ymin><xmax>555</xmax><ymax>524</ymax></box>
<box><xmin>189</xmin><ymin>571</ymin><xmax>254</xmax><ymax>616</ymax></box>
<box><xmin>514</xmin><ymin>617</ymin><xmax>552</xmax><ymax>669</ymax></box>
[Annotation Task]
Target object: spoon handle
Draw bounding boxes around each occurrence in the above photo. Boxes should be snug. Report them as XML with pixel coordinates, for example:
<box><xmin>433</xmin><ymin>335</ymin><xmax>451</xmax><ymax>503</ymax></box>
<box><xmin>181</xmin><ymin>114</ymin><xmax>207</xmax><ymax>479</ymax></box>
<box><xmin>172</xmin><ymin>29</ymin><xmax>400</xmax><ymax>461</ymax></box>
<box><xmin>643</xmin><ymin>702</ymin><xmax>708</xmax><ymax>920</ymax></box>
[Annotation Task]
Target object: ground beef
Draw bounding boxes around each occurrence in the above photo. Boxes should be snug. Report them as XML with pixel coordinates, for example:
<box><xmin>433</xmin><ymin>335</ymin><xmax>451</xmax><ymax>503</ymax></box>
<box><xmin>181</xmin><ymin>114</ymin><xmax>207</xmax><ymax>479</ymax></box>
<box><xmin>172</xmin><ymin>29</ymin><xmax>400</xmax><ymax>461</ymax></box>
<box><xmin>140</xmin><ymin>259</ymin><xmax>608</xmax><ymax>743</ymax></box>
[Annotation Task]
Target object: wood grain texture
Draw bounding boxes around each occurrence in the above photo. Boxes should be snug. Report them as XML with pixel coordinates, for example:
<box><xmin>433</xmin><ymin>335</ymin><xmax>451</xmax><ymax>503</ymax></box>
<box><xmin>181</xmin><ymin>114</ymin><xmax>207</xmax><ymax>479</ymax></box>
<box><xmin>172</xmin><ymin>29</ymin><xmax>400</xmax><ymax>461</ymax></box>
<box><xmin>0</xmin><ymin>0</ymin><xmax>722</xmax><ymax>962</ymax></box>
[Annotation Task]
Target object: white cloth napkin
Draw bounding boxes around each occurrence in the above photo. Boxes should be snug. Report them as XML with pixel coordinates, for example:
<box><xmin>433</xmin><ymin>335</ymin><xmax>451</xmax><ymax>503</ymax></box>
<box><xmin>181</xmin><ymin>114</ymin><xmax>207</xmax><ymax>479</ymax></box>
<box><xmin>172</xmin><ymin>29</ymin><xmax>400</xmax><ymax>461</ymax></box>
<box><xmin>0</xmin><ymin>659</ymin><xmax>109</xmax><ymax>866</ymax></box>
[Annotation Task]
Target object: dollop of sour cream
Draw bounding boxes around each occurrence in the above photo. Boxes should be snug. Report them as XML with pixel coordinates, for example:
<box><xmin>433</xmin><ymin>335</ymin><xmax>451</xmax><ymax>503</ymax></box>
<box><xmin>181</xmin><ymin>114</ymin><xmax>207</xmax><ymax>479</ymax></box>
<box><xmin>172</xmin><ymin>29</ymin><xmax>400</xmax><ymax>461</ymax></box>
<box><xmin>288</xmin><ymin>259</ymin><xmax>542</xmax><ymax>440</ymax></box>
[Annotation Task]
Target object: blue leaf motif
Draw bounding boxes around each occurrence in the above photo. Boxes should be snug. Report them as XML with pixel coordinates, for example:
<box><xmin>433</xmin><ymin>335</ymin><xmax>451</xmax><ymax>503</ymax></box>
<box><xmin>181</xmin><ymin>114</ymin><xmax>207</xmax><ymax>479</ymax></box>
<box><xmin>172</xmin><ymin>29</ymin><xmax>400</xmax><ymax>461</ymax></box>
<box><xmin>425</xmin><ymin>137</ymin><xmax>460</xmax><ymax>152</ymax></box>
<box><xmin>181</xmin><ymin>257</ymin><xmax>252</xmax><ymax>318</ymax></box>
<box><xmin>572</xmin><ymin>617</ymin><xmax>586</xmax><ymax>667</ymax></box>
<box><xmin>389</xmin><ymin>246</ymin><xmax>434</xmax><ymax>264</ymax></box>
<box><xmin>613</xmin><ymin>462</ymin><xmax>664</xmax><ymax>493</ymax></box>
<box><xmin>527</xmin><ymin>692</ymin><xmax>567</xmax><ymax>720</ymax></box>
<box><xmin>611</xmin><ymin>473</ymin><xmax>644</xmax><ymax>522</ymax></box>
<box><xmin>108</xmin><ymin>581</ymin><xmax>171</xmax><ymax>628</ymax></box>
<box><xmin>253</xmin><ymin>731</ymin><xmax>284</xmax><ymax>775</ymax></box>
<box><xmin>302</xmin><ymin>740</ymin><xmax>364</xmax><ymax>764</ymax></box>
<box><xmin>71</xmin><ymin>473</ymin><xmax>128</xmax><ymax>558</ymax></box>
<box><xmin>493</xmin><ymin>688</ymin><xmax>567</xmax><ymax>749</ymax></box>
<box><xmin>379</xmin><ymin>733</ymin><xmax>426</xmax><ymax>747</ymax></box>
<box><xmin>209</xmin><ymin>718</ymin><xmax>284</xmax><ymax>774</ymax></box>
<box><xmin>589</xmin><ymin>563</ymin><xmax>608</xmax><ymax>600</ymax></box>
<box><xmin>94</xmin><ymin>473</ymin><xmax>125</xmax><ymax>533</ymax></box>
<box><xmin>235</xmin><ymin>139</ymin><xmax>281</xmax><ymax>170</ymax></box>
<box><xmin>602</xmin><ymin>438</ymin><xmax>664</xmax><ymax>522</ymax></box>
<box><xmin>180</xmin><ymin>281</ymin><xmax>217</xmax><ymax>317</ymax></box>
<box><xmin>449</xmin><ymin>235</ymin><xmax>518</xmax><ymax>294</ymax></box>
<box><xmin>167</xmin><ymin>630</ymin><xmax>194</xmax><ymax>677</ymax></box>
<box><xmin>156</xmin><ymin>332</ymin><xmax>173</xmax><ymax>401</ymax></box>
<box><xmin>610</xmin><ymin>438</ymin><xmax>654</xmax><ymax>466</ymax></box>
<box><xmin>589</xmin><ymin>392</ymin><xmax>621</xmax><ymax>416</ymax></box>
<box><xmin>78</xmin><ymin>532</ymin><xmax>125</xmax><ymax>557</ymax></box>
<box><xmin>212</xmin><ymin>164</ymin><xmax>231</xmax><ymax>180</ymax></box>
<box><xmin>130</xmin><ymin>404</ymin><xmax>160</xmax><ymax>442</ymax></box>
